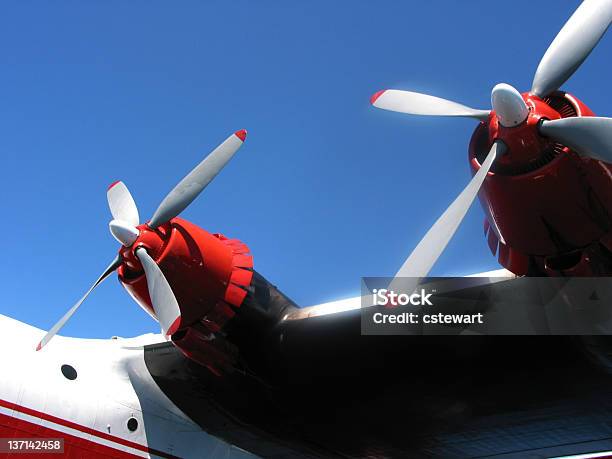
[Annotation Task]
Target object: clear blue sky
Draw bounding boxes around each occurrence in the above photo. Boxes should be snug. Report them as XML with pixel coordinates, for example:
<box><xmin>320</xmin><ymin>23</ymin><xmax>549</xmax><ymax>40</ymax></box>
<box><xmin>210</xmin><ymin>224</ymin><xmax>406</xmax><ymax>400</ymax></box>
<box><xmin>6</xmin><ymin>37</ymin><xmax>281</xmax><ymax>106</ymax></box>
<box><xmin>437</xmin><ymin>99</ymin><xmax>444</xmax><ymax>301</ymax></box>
<box><xmin>2</xmin><ymin>1</ymin><xmax>611</xmax><ymax>339</ymax></box>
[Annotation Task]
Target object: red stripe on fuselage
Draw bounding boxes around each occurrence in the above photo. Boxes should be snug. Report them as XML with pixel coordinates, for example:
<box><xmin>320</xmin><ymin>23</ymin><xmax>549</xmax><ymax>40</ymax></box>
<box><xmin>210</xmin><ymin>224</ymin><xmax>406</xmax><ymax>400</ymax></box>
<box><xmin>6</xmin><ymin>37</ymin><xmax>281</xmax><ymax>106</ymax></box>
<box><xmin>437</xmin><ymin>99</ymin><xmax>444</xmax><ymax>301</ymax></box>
<box><xmin>0</xmin><ymin>398</ymin><xmax>180</xmax><ymax>458</ymax></box>
<box><xmin>0</xmin><ymin>411</ymin><xmax>142</xmax><ymax>458</ymax></box>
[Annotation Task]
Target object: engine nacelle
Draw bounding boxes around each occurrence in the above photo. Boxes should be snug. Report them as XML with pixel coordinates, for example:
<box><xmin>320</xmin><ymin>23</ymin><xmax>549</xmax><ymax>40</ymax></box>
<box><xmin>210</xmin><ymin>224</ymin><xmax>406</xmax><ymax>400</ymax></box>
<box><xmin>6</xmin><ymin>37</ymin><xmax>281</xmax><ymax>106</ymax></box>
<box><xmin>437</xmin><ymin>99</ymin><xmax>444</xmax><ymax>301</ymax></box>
<box><xmin>115</xmin><ymin>217</ymin><xmax>297</xmax><ymax>375</ymax></box>
<box><xmin>116</xmin><ymin>218</ymin><xmax>253</xmax><ymax>366</ymax></box>
<box><xmin>470</xmin><ymin>92</ymin><xmax>612</xmax><ymax>276</ymax></box>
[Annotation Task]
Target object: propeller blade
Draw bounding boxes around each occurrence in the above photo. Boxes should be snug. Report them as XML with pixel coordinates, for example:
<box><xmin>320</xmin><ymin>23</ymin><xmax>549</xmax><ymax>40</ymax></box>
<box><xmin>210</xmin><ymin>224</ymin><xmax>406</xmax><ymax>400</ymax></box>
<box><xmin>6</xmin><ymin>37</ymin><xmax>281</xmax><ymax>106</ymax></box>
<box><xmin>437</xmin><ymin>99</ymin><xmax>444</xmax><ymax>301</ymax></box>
<box><xmin>135</xmin><ymin>247</ymin><xmax>182</xmax><ymax>336</ymax></box>
<box><xmin>148</xmin><ymin>130</ymin><xmax>247</xmax><ymax>228</ymax></box>
<box><xmin>531</xmin><ymin>0</ymin><xmax>612</xmax><ymax>97</ymax></box>
<box><xmin>107</xmin><ymin>181</ymin><xmax>140</xmax><ymax>227</ymax></box>
<box><xmin>36</xmin><ymin>256</ymin><xmax>122</xmax><ymax>351</ymax></box>
<box><xmin>539</xmin><ymin>116</ymin><xmax>612</xmax><ymax>163</ymax></box>
<box><xmin>371</xmin><ymin>89</ymin><xmax>490</xmax><ymax>120</ymax></box>
<box><xmin>391</xmin><ymin>141</ymin><xmax>506</xmax><ymax>282</ymax></box>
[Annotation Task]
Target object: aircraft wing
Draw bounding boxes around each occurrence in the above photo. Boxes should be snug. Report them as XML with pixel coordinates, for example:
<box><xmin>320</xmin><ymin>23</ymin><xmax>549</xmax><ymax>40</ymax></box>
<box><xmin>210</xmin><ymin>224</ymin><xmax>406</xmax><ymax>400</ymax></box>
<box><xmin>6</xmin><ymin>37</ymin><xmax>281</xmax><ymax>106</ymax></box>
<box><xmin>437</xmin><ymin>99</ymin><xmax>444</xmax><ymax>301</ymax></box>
<box><xmin>143</xmin><ymin>268</ymin><xmax>612</xmax><ymax>458</ymax></box>
<box><xmin>283</xmin><ymin>268</ymin><xmax>516</xmax><ymax>321</ymax></box>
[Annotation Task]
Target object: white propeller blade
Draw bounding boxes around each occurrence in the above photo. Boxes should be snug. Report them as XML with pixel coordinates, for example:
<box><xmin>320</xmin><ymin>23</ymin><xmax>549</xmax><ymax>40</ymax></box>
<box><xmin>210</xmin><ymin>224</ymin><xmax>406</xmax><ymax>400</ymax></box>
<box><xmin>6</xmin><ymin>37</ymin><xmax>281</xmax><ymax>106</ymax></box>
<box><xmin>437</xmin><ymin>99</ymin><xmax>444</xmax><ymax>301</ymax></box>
<box><xmin>135</xmin><ymin>247</ymin><xmax>182</xmax><ymax>337</ymax></box>
<box><xmin>391</xmin><ymin>141</ymin><xmax>506</xmax><ymax>286</ymax></box>
<box><xmin>107</xmin><ymin>181</ymin><xmax>140</xmax><ymax>227</ymax></box>
<box><xmin>371</xmin><ymin>89</ymin><xmax>490</xmax><ymax>121</ymax></box>
<box><xmin>36</xmin><ymin>256</ymin><xmax>122</xmax><ymax>351</ymax></box>
<box><xmin>539</xmin><ymin>116</ymin><xmax>612</xmax><ymax>163</ymax></box>
<box><xmin>149</xmin><ymin>130</ymin><xmax>247</xmax><ymax>228</ymax></box>
<box><xmin>531</xmin><ymin>0</ymin><xmax>612</xmax><ymax>97</ymax></box>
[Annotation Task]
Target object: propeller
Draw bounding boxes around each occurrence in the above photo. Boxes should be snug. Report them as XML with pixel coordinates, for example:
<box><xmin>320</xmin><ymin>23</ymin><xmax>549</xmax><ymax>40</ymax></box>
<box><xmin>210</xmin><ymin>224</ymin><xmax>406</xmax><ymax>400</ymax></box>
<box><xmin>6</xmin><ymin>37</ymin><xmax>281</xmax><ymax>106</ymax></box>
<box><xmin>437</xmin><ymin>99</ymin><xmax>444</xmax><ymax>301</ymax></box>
<box><xmin>372</xmin><ymin>0</ymin><xmax>612</xmax><ymax>280</ymax></box>
<box><xmin>150</xmin><ymin>130</ymin><xmax>247</xmax><ymax>228</ymax></box>
<box><xmin>531</xmin><ymin>0</ymin><xmax>612</xmax><ymax>98</ymax></box>
<box><xmin>539</xmin><ymin>117</ymin><xmax>612</xmax><ymax>163</ymax></box>
<box><xmin>371</xmin><ymin>84</ymin><xmax>530</xmax><ymax>129</ymax></box>
<box><xmin>135</xmin><ymin>247</ymin><xmax>182</xmax><ymax>337</ymax></box>
<box><xmin>107</xmin><ymin>180</ymin><xmax>139</xmax><ymax>226</ymax></box>
<box><xmin>36</xmin><ymin>130</ymin><xmax>247</xmax><ymax>350</ymax></box>
<box><xmin>372</xmin><ymin>1</ymin><xmax>612</xmax><ymax>123</ymax></box>
<box><xmin>370</xmin><ymin>90</ymin><xmax>489</xmax><ymax>120</ymax></box>
<box><xmin>36</xmin><ymin>256</ymin><xmax>122</xmax><ymax>351</ymax></box>
<box><xmin>389</xmin><ymin>141</ymin><xmax>506</xmax><ymax>289</ymax></box>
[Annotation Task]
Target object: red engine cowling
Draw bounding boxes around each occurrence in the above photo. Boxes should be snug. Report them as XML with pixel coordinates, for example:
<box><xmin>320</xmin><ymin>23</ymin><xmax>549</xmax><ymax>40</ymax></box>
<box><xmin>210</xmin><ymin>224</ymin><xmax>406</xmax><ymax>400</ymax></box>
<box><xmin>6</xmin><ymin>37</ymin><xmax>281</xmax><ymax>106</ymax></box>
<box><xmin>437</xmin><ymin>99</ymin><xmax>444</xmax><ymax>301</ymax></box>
<box><xmin>116</xmin><ymin>217</ymin><xmax>253</xmax><ymax>373</ymax></box>
<box><xmin>470</xmin><ymin>92</ymin><xmax>612</xmax><ymax>276</ymax></box>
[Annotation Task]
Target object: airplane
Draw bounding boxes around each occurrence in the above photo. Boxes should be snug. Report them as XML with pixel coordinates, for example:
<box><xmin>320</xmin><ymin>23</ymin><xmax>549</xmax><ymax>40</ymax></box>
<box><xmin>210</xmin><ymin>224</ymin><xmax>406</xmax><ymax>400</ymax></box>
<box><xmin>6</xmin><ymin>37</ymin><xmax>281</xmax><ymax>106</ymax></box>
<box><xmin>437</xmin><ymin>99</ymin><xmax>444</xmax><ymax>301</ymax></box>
<box><xmin>2</xmin><ymin>0</ymin><xmax>612</xmax><ymax>458</ymax></box>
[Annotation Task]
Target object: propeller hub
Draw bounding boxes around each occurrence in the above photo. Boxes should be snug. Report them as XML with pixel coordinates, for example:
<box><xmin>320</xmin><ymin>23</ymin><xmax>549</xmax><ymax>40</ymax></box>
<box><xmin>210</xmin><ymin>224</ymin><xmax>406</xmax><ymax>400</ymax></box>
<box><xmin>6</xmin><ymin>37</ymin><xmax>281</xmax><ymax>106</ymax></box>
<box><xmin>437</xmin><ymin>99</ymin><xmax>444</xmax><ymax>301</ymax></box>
<box><xmin>487</xmin><ymin>92</ymin><xmax>562</xmax><ymax>173</ymax></box>
<box><xmin>109</xmin><ymin>220</ymin><xmax>140</xmax><ymax>247</ymax></box>
<box><xmin>117</xmin><ymin>222</ymin><xmax>172</xmax><ymax>273</ymax></box>
<box><xmin>491</xmin><ymin>83</ymin><xmax>529</xmax><ymax>127</ymax></box>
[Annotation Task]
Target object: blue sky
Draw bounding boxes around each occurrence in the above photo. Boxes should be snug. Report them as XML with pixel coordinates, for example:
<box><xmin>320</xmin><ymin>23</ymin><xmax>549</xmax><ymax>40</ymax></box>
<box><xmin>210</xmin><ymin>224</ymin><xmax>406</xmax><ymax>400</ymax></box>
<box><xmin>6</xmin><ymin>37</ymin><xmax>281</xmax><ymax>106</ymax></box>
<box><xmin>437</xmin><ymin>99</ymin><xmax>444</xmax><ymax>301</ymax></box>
<box><xmin>2</xmin><ymin>1</ymin><xmax>611</xmax><ymax>339</ymax></box>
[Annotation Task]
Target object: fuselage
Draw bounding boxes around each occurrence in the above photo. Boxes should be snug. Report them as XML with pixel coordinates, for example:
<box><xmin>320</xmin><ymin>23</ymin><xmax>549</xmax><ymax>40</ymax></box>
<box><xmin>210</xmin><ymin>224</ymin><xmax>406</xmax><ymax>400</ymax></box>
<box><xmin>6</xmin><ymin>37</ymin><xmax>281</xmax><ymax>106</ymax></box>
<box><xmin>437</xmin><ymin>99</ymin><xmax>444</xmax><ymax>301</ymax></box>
<box><xmin>0</xmin><ymin>314</ymin><xmax>256</xmax><ymax>459</ymax></box>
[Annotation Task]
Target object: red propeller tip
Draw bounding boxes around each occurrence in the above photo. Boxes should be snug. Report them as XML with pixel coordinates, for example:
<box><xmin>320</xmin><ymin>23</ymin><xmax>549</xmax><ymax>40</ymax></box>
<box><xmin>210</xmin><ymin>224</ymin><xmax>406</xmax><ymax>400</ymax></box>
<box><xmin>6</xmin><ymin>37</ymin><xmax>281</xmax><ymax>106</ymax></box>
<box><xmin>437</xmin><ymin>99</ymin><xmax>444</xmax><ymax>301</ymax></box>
<box><xmin>234</xmin><ymin>129</ymin><xmax>247</xmax><ymax>142</ymax></box>
<box><xmin>108</xmin><ymin>180</ymin><xmax>121</xmax><ymax>191</ymax></box>
<box><xmin>370</xmin><ymin>90</ymin><xmax>386</xmax><ymax>105</ymax></box>
<box><xmin>35</xmin><ymin>342</ymin><xmax>42</xmax><ymax>351</ymax></box>
<box><xmin>166</xmin><ymin>317</ymin><xmax>181</xmax><ymax>337</ymax></box>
